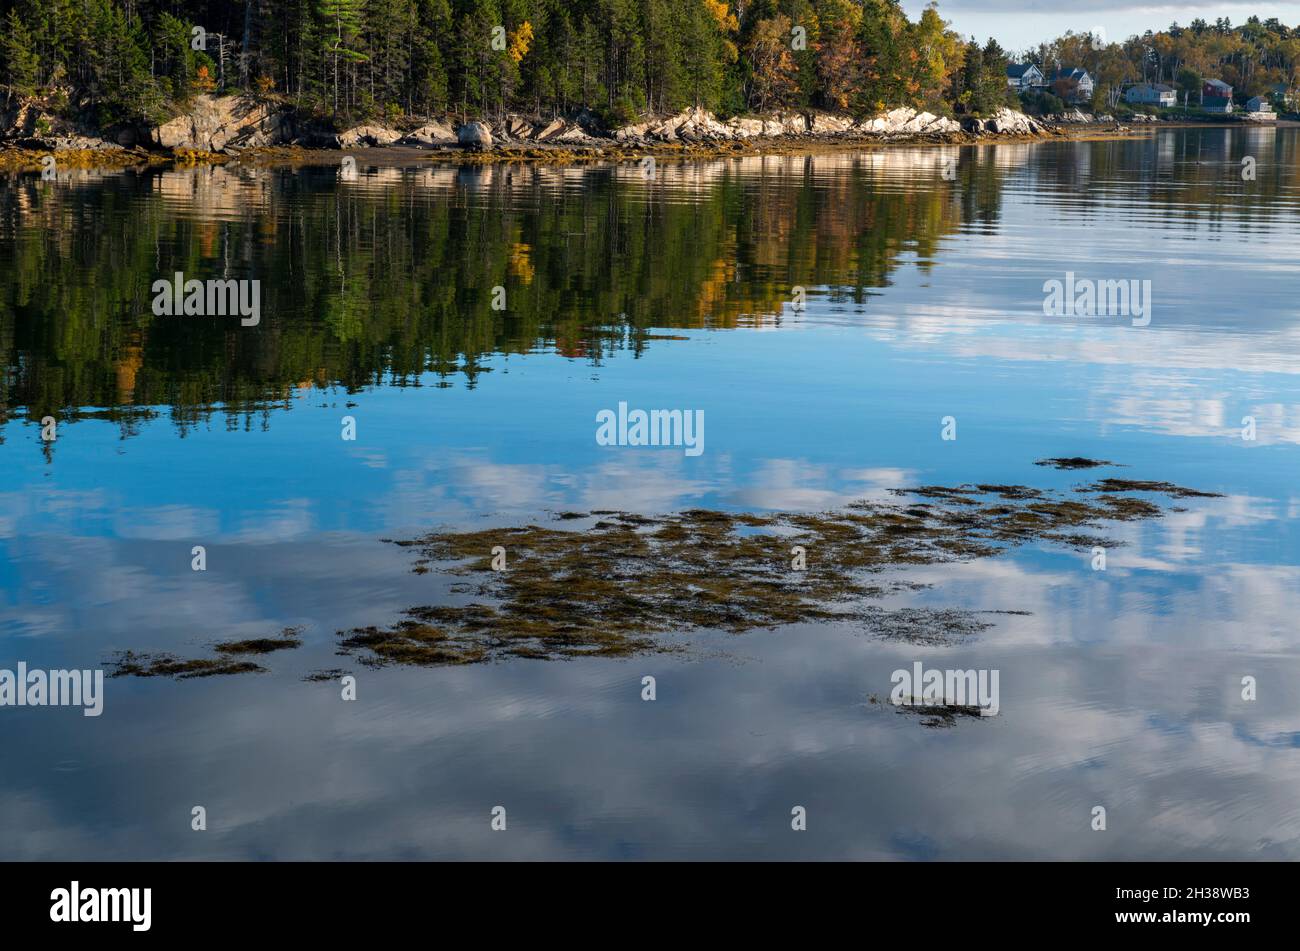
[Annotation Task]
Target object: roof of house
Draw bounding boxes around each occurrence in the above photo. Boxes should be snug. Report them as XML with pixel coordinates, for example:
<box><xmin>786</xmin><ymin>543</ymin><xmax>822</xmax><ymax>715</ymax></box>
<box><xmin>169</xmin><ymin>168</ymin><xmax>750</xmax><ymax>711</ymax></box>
<box><xmin>1204</xmin><ymin>79</ymin><xmax>1232</xmax><ymax>92</ymax></box>
<box><xmin>1049</xmin><ymin>68</ymin><xmax>1092</xmax><ymax>83</ymax></box>
<box><xmin>1130</xmin><ymin>83</ymin><xmax>1174</xmax><ymax>93</ymax></box>
<box><xmin>1006</xmin><ymin>63</ymin><xmax>1040</xmax><ymax>79</ymax></box>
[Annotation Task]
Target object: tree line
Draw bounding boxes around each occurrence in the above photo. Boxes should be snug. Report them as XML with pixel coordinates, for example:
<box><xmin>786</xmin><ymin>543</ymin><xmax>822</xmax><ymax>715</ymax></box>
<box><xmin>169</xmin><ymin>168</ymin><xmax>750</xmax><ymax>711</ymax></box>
<box><xmin>1024</xmin><ymin>17</ymin><xmax>1300</xmax><ymax>110</ymax></box>
<box><xmin>2</xmin><ymin>0</ymin><xmax>1297</xmax><ymax>130</ymax></box>
<box><xmin>0</xmin><ymin>0</ymin><xmax>1014</xmax><ymax>126</ymax></box>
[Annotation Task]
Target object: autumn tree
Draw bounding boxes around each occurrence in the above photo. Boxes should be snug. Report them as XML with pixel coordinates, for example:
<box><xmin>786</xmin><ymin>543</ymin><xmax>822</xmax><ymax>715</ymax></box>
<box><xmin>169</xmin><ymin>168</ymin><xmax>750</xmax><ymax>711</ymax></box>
<box><xmin>815</xmin><ymin>0</ymin><xmax>863</xmax><ymax>111</ymax></box>
<box><xmin>746</xmin><ymin>15</ymin><xmax>799</xmax><ymax>111</ymax></box>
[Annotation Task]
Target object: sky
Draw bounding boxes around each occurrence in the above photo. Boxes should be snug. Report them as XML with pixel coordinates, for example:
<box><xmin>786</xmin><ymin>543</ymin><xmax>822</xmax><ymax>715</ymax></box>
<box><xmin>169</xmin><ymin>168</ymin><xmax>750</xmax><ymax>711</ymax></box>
<box><xmin>900</xmin><ymin>1</ymin><xmax>1300</xmax><ymax>53</ymax></box>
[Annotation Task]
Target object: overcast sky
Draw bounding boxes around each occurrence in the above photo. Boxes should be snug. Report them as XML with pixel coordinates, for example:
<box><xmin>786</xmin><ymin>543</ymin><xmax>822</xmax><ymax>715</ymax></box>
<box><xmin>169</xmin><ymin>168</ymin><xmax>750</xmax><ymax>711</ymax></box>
<box><xmin>900</xmin><ymin>1</ymin><xmax>1300</xmax><ymax>53</ymax></box>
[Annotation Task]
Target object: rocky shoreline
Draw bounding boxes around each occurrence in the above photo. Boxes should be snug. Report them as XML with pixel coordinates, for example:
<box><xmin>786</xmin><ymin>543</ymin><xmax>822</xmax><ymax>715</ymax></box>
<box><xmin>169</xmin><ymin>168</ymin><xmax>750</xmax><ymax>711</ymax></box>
<box><xmin>0</xmin><ymin>94</ymin><xmax>1210</xmax><ymax>172</ymax></box>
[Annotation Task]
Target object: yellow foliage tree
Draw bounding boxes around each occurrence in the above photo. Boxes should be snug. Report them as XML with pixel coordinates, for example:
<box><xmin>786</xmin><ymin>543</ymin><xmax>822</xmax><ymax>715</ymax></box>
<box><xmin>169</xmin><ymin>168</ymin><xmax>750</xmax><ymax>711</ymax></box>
<box><xmin>509</xmin><ymin>21</ymin><xmax>533</xmax><ymax>64</ymax></box>
<box><xmin>703</xmin><ymin>0</ymin><xmax>739</xmax><ymax>62</ymax></box>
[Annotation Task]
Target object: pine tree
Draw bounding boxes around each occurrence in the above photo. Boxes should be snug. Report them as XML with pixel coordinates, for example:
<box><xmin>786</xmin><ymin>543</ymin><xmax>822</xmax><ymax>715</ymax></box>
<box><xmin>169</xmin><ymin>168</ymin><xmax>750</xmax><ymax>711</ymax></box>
<box><xmin>317</xmin><ymin>0</ymin><xmax>368</xmax><ymax>115</ymax></box>
<box><xmin>1</xmin><ymin>10</ymin><xmax>40</xmax><ymax>102</ymax></box>
<box><xmin>411</xmin><ymin>0</ymin><xmax>452</xmax><ymax>114</ymax></box>
<box><xmin>979</xmin><ymin>37</ymin><xmax>1009</xmax><ymax>113</ymax></box>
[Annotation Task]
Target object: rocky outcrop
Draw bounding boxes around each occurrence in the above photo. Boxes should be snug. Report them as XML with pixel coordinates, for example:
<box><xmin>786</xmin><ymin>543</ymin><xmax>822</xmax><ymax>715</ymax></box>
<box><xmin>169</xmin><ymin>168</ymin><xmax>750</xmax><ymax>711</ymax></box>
<box><xmin>1041</xmin><ymin>109</ymin><xmax>1121</xmax><ymax>124</ymax></box>
<box><xmin>152</xmin><ymin>95</ymin><xmax>291</xmax><ymax>151</ymax></box>
<box><xmin>615</xmin><ymin>106</ymin><xmax>735</xmax><ymax>142</ymax></box>
<box><xmin>960</xmin><ymin>107</ymin><xmax>1045</xmax><ymax>135</ymax></box>
<box><xmin>611</xmin><ymin>105</ymin><xmax>973</xmax><ymax>145</ymax></box>
<box><xmin>533</xmin><ymin>118</ymin><xmax>567</xmax><ymax>141</ymax></box>
<box><xmin>457</xmin><ymin>121</ymin><xmax>493</xmax><ymax>150</ymax></box>
<box><xmin>335</xmin><ymin>124</ymin><xmax>401</xmax><ymax>148</ymax></box>
<box><xmin>400</xmin><ymin>121</ymin><xmax>457</xmax><ymax>145</ymax></box>
<box><xmin>5</xmin><ymin>92</ymin><xmax>1052</xmax><ymax>161</ymax></box>
<box><xmin>0</xmin><ymin>100</ymin><xmax>123</xmax><ymax>150</ymax></box>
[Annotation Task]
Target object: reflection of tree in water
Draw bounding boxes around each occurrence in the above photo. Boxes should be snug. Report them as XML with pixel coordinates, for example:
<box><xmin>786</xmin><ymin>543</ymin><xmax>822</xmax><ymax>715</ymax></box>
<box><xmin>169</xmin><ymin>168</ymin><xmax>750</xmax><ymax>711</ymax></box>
<box><xmin>5</xmin><ymin>132</ymin><xmax>1294</xmax><ymax>449</ymax></box>
<box><xmin>1021</xmin><ymin>127</ymin><xmax>1298</xmax><ymax>227</ymax></box>
<box><xmin>0</xmin><ymin>153</ymin><xmax>991</xmax><ymax>444</ymax></box>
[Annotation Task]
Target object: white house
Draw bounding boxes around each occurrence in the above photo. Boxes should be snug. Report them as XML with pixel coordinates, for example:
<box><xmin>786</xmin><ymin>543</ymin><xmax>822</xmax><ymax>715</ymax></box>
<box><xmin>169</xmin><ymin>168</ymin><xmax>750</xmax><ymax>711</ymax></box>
<box><xmin>1048</xmin><ymin>68</ymin><xmax>1094</xmax><ymax>103</ymax></box>
<box><xmin>1006</xmin><ymin>63</ymin><xmax>1044</xmax><ymax>91</ymax></box>
<box><xmin>1125</xmin><ymin>83</ymin><xmax>1176</xmax><ymax>107</ymax></box>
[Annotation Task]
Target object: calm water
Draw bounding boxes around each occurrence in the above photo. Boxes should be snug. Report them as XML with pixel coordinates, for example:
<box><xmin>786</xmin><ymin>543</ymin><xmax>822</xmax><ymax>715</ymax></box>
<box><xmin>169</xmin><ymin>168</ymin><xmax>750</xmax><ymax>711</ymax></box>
<box><xmin>2</xmin><ymin>126</ymin><xmax>1299</xmax><ymax>859</ymax></box>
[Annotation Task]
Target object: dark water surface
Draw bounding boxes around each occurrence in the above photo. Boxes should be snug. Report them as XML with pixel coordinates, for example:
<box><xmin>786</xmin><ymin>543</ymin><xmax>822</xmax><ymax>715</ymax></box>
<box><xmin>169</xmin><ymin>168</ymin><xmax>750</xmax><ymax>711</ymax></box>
<box><xmin>2</xmin><ymin>126</ymin><xmax>1298</xmax><ymax>858</ymax></box>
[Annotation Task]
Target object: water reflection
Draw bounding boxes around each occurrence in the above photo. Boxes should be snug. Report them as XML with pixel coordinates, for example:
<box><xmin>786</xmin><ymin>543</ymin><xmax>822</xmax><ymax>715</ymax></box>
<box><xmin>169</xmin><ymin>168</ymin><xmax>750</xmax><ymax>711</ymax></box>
<box><xmin>2</xmin><ymin>127</ymin><xmax>1299</xmax><ymax>859</ymax></box>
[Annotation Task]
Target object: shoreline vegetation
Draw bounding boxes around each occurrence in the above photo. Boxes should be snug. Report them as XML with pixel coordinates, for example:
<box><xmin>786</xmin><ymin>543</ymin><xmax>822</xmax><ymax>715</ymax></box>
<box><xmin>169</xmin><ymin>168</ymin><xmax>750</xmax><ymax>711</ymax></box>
<box><xmin>105</xmin><ymin>464</ymin><xmax>1222</xmax><ymax>677</ymax></box>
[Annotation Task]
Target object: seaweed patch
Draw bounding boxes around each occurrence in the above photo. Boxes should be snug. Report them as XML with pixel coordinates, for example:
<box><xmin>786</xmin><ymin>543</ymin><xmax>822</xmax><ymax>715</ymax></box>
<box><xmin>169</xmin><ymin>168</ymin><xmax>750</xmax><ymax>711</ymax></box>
<box><xmin>339</xmin><ymin>471</ymin><xmax>1214</xmax><ymax>667</ymax></box>
<box><xmin>1034</xmin><ymin>457</ymin><xmax>1117</xmax><ymax>470</ymax></box>
<box><xmin>108</xmin><ymin>627</ymin><xmax>304</xmax><ymax>679</ymax></box>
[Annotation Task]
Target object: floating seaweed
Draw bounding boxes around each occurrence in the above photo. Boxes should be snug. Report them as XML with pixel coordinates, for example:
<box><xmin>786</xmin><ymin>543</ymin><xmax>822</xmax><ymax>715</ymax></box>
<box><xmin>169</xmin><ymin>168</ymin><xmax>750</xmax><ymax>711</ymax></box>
<box><xmin>1077</xmin><ymin>479</ymin><xmax>1223</xmax><ymax>499</ymax></box>
<box><xmin>1034</xmin><ymin>457</ymin><xmax>1116</xmax><ymax>470</ymax></box>
<box><xmin>340</xmin><ymin>472</ymin><xmax>1216</xmax><ymax>667</ymax></box>
<box><xmin>867</xmin><ymin>692</ymin><xmax>988</xmax><ymax>728</ymax></box>
<box><xmin>108</xmin><ymin>652</ymin><xmax>267</xmax><ymax>679</ymax></box>
<box><xmin>302</xmin><ymin>668</ymin><xmax>347</xmax><ymax>683</ymax></box>
<box><xmin>109</xmin><ymin>627</ymin><xmax>303</xmax><ymax>679</ymax></box>
<box><xmin>893</xmin><ymin>700</ymin><xmax>989</xmax><ymax>729</ymax></box>
<box><xmin>104</xmin><ymin>470</ymin><xmax>1221</xmax><ymax>675</ymax></box>
<box><xmin>213</xmin><ymin>627</ymin><xmax>304</xmax><ymax>655</ymax></box>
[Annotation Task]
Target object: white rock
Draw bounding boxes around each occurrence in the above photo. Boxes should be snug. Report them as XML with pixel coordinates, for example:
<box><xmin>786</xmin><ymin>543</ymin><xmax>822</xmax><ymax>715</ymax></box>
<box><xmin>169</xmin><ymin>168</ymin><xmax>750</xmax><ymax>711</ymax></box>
<box><xmin>401</xmin><ymin>121</ymin><xmax>457</xmax><ymax>145</ymax></box>
<box><xmin>152</xmin><ymin>95</ymin><xmax>285</xmax><ymax>151</ymax></box>
<box><xmin>336</xmin><ymin>124</ymin><xmax>401</xmax><ymax>148</ymax></box>
<box><xmin>457</xmin><ymin>121</ymin><xmax>493</xmax><ymax>150</ymax></box>
<box><xmin>809</xmin><ymin>113</ymin><xmax>852</xmax><ymax>134</ymax></box>
<box><xmin>535</xmin><ymin>118</ymin><xmax>567</xmax><ymax>141</ymax></box>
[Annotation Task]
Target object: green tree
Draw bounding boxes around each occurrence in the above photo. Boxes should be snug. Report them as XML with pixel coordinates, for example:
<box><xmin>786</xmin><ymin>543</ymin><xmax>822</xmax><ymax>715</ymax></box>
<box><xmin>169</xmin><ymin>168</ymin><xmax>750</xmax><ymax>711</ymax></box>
<box><xmin>0</xmin><ymin>9</ymin><xmax>40</xmax><ymax>102</ymax></box>
<box><xmin>317</xmin><ymin>0</ymin><xmax>368</xmax><ymax>115</ymax></box>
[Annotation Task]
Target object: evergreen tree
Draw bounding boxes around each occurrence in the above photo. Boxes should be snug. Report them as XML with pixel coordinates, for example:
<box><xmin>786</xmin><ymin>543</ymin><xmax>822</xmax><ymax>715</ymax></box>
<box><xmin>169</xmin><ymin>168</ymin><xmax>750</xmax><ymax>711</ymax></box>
<box><xmin>979</xmin><ymin>36</ymin><xmax>1009</xmax><ymax>112</ymax></box>
<box><xmin>317</xmin><ymin>0</ymin><xmax>368</xmax><ymax>114</ymax></box>
<box><xmin>0</xmin><ymin>9</ymin><xmax>38</xmax><ymax>101</ymax></box>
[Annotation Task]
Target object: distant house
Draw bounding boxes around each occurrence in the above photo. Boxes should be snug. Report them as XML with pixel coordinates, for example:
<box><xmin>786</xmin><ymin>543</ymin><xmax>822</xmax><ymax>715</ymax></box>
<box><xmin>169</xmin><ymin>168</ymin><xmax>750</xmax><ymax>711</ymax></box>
<box><xmin>1269</xmin><ymin>83</ymin><xmax>1294</xmax><ymax>109</ymax></box>
<box><xmin>1202</xmin><ymin>78</ymin><xmax>1234</xmax><ymax>112</ymax></box>
<box><xmin>1048</xmin><ymin>68</ymin><xmax>1094</xmax><ymax>103</ymax></box>
<box><xmin>1006</xmin><ymin>63</ymin><xmax>1044</xmax><ymax>91</ymax></box>
<box><xmin>1246</xmin><ymin>96</ymin><xmax>1274</xmax><ymax>114</ymax></box>
<box><xmin>1126</xmin><ymin>83</ymin><xmax>1177</xmax><ymax>107</ymax></box>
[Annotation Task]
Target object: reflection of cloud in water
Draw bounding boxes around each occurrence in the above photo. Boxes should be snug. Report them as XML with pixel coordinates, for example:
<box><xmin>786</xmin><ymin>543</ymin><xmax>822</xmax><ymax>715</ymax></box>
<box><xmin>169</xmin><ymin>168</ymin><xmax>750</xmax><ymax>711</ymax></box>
<box><xmin>112</xmin><ymin>504</ymin><xmax>221</xmax><ymax>541</ymax></box>
<box><xmin>728</xmin><ymin>460</ymin><xmax>914</xmax><ymax>510</ymax></box>
<box><xmin>2</xmin><ymin>621</ymin><xmax>1298</xmax><ymax>859</ymax></box>
<box><xmin>375</xmin><ymin>453</ymin><xmax>722</xmax><ymax>527</ymax></box>
<box><xmin>2</xmin><ymin>480</ymin><xmax>1297</xmax><ymax>859</ymax></box>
